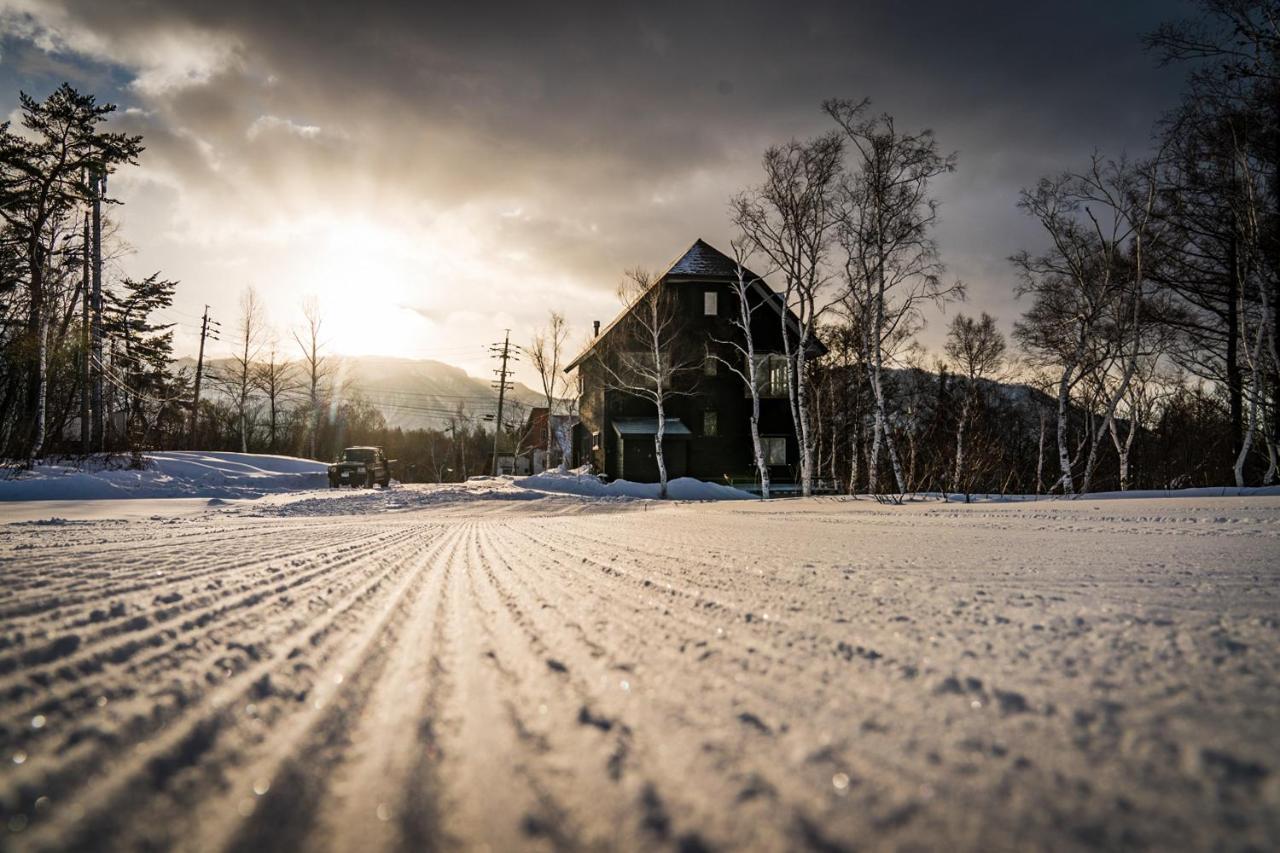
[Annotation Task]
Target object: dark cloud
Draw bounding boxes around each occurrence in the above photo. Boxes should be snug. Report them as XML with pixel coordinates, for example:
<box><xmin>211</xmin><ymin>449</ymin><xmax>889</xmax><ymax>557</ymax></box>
<box><xmin>0</xmin><ymin>0</ymin><xmax>1196</xmax><ymax>366</ymax></box>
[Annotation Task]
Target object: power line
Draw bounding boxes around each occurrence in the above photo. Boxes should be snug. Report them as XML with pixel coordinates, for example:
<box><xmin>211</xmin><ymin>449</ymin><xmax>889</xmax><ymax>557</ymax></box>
<box><xmin>91</xmin><ymin>353</ymin><xmax>189</xmax><ymax>406</ymax></box>
<box><xmin>363</xmin><ymin>389</ymin><xmax>516</xmax><ymax>403</ymax></box>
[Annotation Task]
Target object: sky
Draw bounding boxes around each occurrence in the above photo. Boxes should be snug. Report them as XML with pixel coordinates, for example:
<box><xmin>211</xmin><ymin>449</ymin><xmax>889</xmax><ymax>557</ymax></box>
<box><xmin>0</xmin><ymin>0</ymin><xmax>1193</xmax><ymax>385</ymax></box>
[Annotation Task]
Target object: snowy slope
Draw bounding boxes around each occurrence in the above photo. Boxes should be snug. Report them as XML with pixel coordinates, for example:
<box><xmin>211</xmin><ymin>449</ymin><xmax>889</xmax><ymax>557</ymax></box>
<box><xmin>0</xmin><ymin>452</ymin><xmax>328</xmax><ymax>501</ymax></box>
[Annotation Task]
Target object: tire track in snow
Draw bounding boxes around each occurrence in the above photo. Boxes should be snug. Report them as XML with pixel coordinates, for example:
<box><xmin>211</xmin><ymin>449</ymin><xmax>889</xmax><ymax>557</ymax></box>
<box><xmin>0</xmin><ymin>519</ymin><xmax>404</xmax><ymax>623</ymax></box>
<box><xmin>11</xmin><ymin>521</ymin><xmax>448</xmax><ymax>852</ymax></box>
<box><xmin>302</xmin><ymin>523</ymin><xmax>461</xmax><ymax>853</ymax></box>
<box><xmin>0</xmin><ymin>524</ymin><xmax>432</xmax><ymax>773</ymax></box>
<box><xmin>208</xmin><ymin>523</ymin><xmax>465</xmax><ymax>853</ymax></box>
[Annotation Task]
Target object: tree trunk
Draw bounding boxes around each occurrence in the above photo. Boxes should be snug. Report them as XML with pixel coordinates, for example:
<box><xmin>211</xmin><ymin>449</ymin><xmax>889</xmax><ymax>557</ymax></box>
<box><xmin>952</xmin><ymin>390</ymin><xmax>973</xmax><ymax>494</ymax></box>
<box><xmin>654</xmin><ymin>400</ymin><xmax>668</xmax><ymax>499</ymax></box>
<box><xmin>736</xmin><ymin>284</ymin><xmax>770</xmax><ymax>499</ymax></box>
<box><xmin>867</xmin><ymin>362</ymin><xmax>906</xmax><ymax>493</ymax></box>
<box><xmin>1108</xmin><ymin>412</ymin><xmax>1136</xmax><ymax>491</ymax></box>
<box><xmin>779</xmin><ymin>294</ymin><xmax>815</xmax><ymax>497</ymax></box>
<box><xmin>1235</xmin><ymin>288</ymin><xmax>1270</xmax><ymax>486</ymax></box>
<box><xmin>269</xmin><ymin>398</ymin><xmax>278</xmax><ymax>452</ymax></box>
<box><xmin>867</xmin><ymin>407</ymin><xmax>881</xmax><ymax>494</ymax></box>
<box><xmin>847</xmin><ymin>421</ymin><xmax>859</xmax><ymax>495</ymax></box>
<box><xmin>1035</xmin><ymin>409</ymin><xmax>1046</xmax><ymax>495</ymax></box>
<box><xmin>795</xmin><ymin>345</ymin><xmax>815</xmax><ymax>496</ymax></box>
<box><xmin>27</xmin><ymin>240</ymin><xmax>47</xmax><ymax>464</ymax></box>
<box><xmin>1055</xmin><ymin>363</ymin><xmax>1075</xmax><ymax>495</ymax></box>
<box><xmin>814</xmin><ymin>382</ymin><xmax>824</xmax><ymax>491</ymax></box>
<box><xmin>748</xmin><ymin>366</ymin><xmax>770</xmax><ymax>500</ymax></box>
<box><xmin>91</xmin><ymin>172</ymin><xmax>104</xmax><ymax>451</ymax></box>
<box><xmin>80</xmin><ymin>211</ymin><xmax>90</xmax><ymax>454</ymax></box>
<box><xmin>1080</xmin><ymin>358</ymin><xmax>1139</xmax><ymax>495</ymax></box>
<box><xmin>750</xmin><ymin>413</ymin><xmax>770</xmax><ymax>499</ymax></box>
<box><xmin>545</xmin><ymin>413</ymin><xmax>555</xmax><ymax>473</ymax></box>
<box><xmin>310</xmin><ymin>384</ymin><xmax>319</xmax><ymax>460</ymax></box>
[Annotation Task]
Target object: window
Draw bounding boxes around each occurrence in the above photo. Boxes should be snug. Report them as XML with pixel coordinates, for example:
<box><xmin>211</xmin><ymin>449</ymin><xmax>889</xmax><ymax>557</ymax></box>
<box><xmin>747</xmin><ymin>354</ymin><xmax>790</xmax><ymax>398</ymax></box>
<box><xmin>591</xmin><ymin>431</ymin><xmax>601</xmax><ymax>451</ymax></box>
<box><xmin>762</xmin><ymin>436</ymin><xmax>786</xmax><ymax>465</ymax></box>
<box><xmin>703</xmin><ymin>354</ymin><xmax>717</xmax><ymax>377</ymax></box>
<box><xmin>619</xmin><ymin>350</ymin><xmax>661</xmax><ymax>378</ymax></box>
<box><xmin>703</xmin><ymin>410</ymin><xmax>718</xmax><ymax>437</ymax></box>
<box><xmin>703</xmin><ymin>290</ymin><xmax>718</xmax><ymax>316</ymax></box>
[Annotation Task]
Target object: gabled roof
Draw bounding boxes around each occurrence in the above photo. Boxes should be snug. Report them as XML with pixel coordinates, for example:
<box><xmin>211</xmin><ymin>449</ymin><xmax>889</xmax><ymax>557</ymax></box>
<box><xmin>665</xmin><ymin>238</ymin><xmax>749</xmax><ymax>279</ymax></box>
<box><xmin>567</xmin><ymin>238</ymin><xmax>765</xmax><ymax>371</ymax></box>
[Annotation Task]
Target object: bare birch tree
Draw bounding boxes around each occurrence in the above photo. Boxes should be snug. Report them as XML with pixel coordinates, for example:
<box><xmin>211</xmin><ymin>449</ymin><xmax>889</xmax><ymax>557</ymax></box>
<box><xmin>1013</xmin><ymin>155</ymin><xmax>1166</xmax><ymax>494</ymax></box>
<box><xmin>732</xmin><ymin>133</ymin><xmax>843</xmax><ymax>495</ymax></box>
<box><xmin>710</xmin><ymin>238</ymin><xmax>772</xmax><ymax>498</ymax></box>
<box><xmin>1107</xmin><ymin>355</ymin><xmax>1173</xmax><ymax>491</ymax></box>
<box><xmin>826</xmin><ymin>98</ymin><xmax>964</xmax><ymax>495</ymax></box>
<box><xmin>527</xmin><ymin>311</ymin><xmax>570</xmax><ymax>472</ymax></box>
<box><xmin>255</xmin><ymin>335</ymin><xmax>300</xmax><ymax>453</ymax></box>
<box><xmin>220</xmin><ymin>285</ymin><xmax>264</xmax><ymax>453</ymax></box>
<box><xmin>293</xmin><ymin>296</ymin><xmax>331</xmax><ymax>460</ymax></box>
<box><xmin>944</xmin><ymin>312</ymin><xmax>1006</xmax><ymax>495</ymax></box>
<box><xmin>1225</xmin><ymin>127</ymin><xmax>1276</xmax><ymax>486</ymax></box>
<box><xmin>595</xmin><ymin>269</ymin><xmax>698</xmax><ymax>498</ymax></box>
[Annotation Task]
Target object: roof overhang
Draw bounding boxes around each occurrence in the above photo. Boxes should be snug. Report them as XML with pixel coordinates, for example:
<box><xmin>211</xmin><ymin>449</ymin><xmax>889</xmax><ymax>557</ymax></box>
<box><xmin>612</xmin><ymin>417</ymin><xmax>692</xmax><ymax>438</ymax></box>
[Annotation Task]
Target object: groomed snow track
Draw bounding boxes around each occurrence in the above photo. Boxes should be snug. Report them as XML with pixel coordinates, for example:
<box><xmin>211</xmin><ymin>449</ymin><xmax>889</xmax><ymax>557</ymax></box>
<box><xmin>2</xmin><ymin>496</ymin><xmax>1278</xmax><ymax>851</ymax></box>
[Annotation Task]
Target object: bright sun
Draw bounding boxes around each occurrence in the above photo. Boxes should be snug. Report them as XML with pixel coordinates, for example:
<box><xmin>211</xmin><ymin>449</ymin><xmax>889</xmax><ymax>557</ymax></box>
<box><xmin>300</xmin><ymin>218</ymin><xmax>435</xmax><ymax>357</ymax></box>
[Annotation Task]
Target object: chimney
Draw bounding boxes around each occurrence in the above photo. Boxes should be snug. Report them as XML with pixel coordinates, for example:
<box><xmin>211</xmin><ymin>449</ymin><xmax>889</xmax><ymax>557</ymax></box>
<box><xmin>593</xmin><ymin>320</ymin><xmax>600</xmax><ymax>337</ymax></box>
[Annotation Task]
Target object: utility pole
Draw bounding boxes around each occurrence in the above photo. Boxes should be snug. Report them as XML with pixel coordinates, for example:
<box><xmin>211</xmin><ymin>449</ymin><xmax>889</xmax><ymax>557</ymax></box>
<box><xmin>489</xmin><ymin>330</ymin><xmax>516</xmax><ymax>475</ymax></box>
<box><xmin>189</xmin><ymin>306</ymin><xmax>218</xmax><ymax>449</ymax></box>
<box><xmin>90</xmin><ymin>168</ymin><xmax>104</xmax><ymax>451</ymax></box>
<box><xmin>80</xmin><ymin>205</ymin><xmax>90</xmax><ymax>454</ymax></box>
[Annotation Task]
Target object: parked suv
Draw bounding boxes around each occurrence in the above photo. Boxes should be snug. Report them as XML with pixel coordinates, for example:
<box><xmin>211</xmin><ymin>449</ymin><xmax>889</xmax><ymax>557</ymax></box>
<box><xmin>328</xmin><ymin>446</ymin><xmax>393</xmax><ymax>488</ymax></box>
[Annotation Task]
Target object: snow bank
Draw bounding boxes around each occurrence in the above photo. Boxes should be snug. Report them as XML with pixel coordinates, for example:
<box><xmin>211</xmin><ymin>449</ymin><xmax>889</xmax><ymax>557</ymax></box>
<box><xmin>0</xmin><ymin>452</ymin><xmax>328</xmax><ymax>501</ymax></box>
<box><xmin>249</xmin><ymin>472</ymin><xmax>751</xmax><ymax>518</ymax></box>
<box><xmin>918</xmin><ymin>486</ymin><xmax>1280</xmax><ymax>503</ymax></box>
<box><xmin>514</xmin><ymin>469</ymin><xmax>753</xmax><ymax>501</ymax></box>
<box><xmin>250</xmin><ymin>478</ymin><xmax>552</xmax><ymax>516</ymax></box>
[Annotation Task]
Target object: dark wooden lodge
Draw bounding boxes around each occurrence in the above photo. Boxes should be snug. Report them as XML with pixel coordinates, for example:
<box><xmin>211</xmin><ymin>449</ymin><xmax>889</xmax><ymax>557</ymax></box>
<box><xmin>566</xmin><ymin>239</ymin><xmax>821</xmax><ymax>485</ymax></box>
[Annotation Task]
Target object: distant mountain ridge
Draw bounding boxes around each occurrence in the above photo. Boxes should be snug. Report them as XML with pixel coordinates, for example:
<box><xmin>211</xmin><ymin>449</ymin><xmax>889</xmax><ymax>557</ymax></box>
<box><xmin>175</xmin><ymin>354</ymin><xmax>1060</xmax><ymax>435</ymax></box>
<box><xmin>176</xmin><ymin>354</ymin><xmax>546</xmax><ymax>430</ymax></box>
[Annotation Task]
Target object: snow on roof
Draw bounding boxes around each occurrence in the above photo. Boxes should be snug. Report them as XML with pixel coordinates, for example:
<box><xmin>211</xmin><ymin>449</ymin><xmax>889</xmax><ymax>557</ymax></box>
<box><xmin>665</xmin><ymin>238</ymin><xmax>749</xmax><ymax>278</ymax></box>
<box><xmin>611</xmin><ymin>417</ymin><xmax>693</xmax><ymax>437</ymax></box>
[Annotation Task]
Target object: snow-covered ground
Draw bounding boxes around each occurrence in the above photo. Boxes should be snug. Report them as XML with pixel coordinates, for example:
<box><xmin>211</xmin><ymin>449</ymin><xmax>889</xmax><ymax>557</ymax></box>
<box><xmin>0</xmin><ymin>453</ymin><xmax>753</xmax><ymax>507</ymax></box>
<box><xmin>0</xmin><ymin>452</ymin><xmax>329</xmax><ymax>501</ymax></box>
<box><xmin>1</xmin><ymin>489</ymin><xmax>1278</xmax><ymax>851</ymax></box>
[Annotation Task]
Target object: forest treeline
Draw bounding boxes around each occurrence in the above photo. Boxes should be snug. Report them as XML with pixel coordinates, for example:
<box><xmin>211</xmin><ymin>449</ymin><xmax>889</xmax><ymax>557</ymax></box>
<box><xmin>730</xmin><ymin>0</ymin><xmax>1278</xmax><ymax>496</ymax></box>
<box><xmin>1</xmin><ymin>1</ymin><xmax>1276</xmax><ymax>494</ymax></box>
